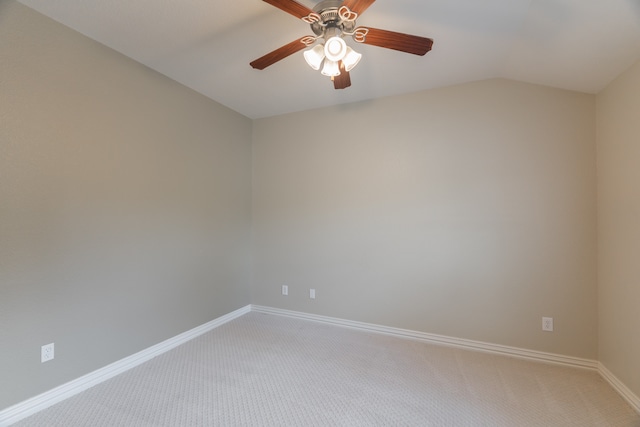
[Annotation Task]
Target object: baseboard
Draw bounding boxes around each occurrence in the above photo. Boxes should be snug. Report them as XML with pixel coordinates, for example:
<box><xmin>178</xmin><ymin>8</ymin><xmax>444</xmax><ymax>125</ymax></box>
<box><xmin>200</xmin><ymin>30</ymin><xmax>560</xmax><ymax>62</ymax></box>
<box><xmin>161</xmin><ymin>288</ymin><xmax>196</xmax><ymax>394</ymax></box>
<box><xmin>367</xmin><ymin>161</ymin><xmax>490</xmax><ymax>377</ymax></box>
<box><xmin>5</xmin><ymin>305</ymin><xmax>636</xmax><ymax>425</ymax></box>
<box><xmin>249</xmin><ymin>305</ymin><xmax>640</xmax><ymax>413</ymax></box>
<box><xmin>0</xmin><ymin>305</ymin><xmax>251</xmax><ymax>427</ymax></box>
<box><xmin>250</xmin><ymin>305</ymin><xmax>599</xmax><ymax>371</ymax></box>
<box><xmin>599</xmin><ymin>363</ymin><xmax>640</xmax><ymax>415</ymax></box>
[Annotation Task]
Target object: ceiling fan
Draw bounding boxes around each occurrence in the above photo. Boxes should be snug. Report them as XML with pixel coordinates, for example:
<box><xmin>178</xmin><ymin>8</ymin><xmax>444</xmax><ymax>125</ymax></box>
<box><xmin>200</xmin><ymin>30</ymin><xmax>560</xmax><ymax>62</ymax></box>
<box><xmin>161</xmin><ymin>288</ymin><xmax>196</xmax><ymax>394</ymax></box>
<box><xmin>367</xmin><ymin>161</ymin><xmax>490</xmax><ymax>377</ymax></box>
<box><xmin>250</xmin><ymin>0</ymin><xmax>434</xmax><ymax>89</ymax></box>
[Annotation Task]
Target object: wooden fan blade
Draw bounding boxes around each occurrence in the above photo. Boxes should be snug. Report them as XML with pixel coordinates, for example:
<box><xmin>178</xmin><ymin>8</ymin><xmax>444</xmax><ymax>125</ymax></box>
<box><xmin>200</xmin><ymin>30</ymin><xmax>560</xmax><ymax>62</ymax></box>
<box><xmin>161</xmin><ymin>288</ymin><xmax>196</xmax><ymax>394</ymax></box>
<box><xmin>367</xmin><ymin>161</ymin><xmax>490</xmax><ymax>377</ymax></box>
<box><xmin>355</xmin><ymin>27</ymin><xmax>433</xmax><ymax>56</ymax></box>
<box><xmin>333</xmin><ymin>61</ymin><xmax>351</xmax><ymax>89</ymax></box>
<box><xmin>250</xmin><ymin>37</ymin><xmax>308</xmax><ymax>70</ymax></box>
<box><xmin>262</xmin><ymin>0</ymin><xmax>314</xmax><ymax>19</ymax></box>
<box><xmin>342</xmin><ymin>0</ymin><xmax>376</xmax><ymax>15</ymax></box>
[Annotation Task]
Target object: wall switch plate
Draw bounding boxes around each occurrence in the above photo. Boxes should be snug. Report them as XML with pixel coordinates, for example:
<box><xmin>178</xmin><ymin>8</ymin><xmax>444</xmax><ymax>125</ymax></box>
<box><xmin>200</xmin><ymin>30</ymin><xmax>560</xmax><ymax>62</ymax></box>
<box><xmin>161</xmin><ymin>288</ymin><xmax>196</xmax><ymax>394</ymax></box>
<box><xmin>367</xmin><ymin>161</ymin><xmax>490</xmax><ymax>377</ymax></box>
<box><xmin>282</xmin><ymin>285</ymin><xmax>288</xmax><ymax>296</ymax></box>
<box><xmin>41</xmin><ymin>343</ymin><xmax>55</xmax><ymax>363</ymax></box>
<box><xmin>310</xmin><ymin>289</ymin><xmax>315</xmax><ymax>299</ymax></box>
<box><xmin>542</xmin><ymin>317</ymin><xmax>554</xmax><ymax>332</ymax></box>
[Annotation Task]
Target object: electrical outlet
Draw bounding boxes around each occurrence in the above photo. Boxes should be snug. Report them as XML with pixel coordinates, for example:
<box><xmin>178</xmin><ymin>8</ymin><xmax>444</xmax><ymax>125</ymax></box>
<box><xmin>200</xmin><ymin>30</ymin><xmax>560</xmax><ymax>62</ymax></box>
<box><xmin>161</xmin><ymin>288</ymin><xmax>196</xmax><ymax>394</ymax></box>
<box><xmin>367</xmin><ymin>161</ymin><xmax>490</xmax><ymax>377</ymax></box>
<box><xmin>282</xmin><ymin>285</ymin><xmax>288</xmax><ymax>296</ymax></box>
<box><xmin>310</xmin><ymin>289</ymin><xmax>315</xmax><ymax>299</ymax></box>
<box><xmin>542</xmin><ymin>317</ymin><xmax>554</xmax><ymax>332</ymax></box>
<box><xmin>41</xmin><ymin>343</ymin><xmax>55</xmax><ymax>363</ymax></box>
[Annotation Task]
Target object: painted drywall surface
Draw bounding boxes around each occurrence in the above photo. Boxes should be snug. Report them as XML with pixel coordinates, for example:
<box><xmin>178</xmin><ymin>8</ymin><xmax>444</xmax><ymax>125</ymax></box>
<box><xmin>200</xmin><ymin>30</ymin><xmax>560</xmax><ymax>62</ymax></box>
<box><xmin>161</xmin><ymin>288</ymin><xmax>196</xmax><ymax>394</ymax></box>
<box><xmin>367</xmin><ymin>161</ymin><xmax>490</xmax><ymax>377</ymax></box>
<box><xmin>0</xmin><ymin>1</ymin><xmax>252</xmax><ymax>409</ymax></box>
<box><xmin>252</xmin><ymin>79</ymin><xmax>597</xmax><ymax>359</ymax></box>
<box><xmin>597</xmin><ymin>59</ymin><xmax>640</xmax><ymax>398</ymax></box>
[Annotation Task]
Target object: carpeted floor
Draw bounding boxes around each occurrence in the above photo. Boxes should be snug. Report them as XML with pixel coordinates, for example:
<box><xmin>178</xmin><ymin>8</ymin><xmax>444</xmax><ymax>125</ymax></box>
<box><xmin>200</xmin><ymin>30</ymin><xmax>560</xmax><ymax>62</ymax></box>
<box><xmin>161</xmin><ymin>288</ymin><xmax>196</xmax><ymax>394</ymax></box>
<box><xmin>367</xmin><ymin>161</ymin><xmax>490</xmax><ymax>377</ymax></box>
<box><xmin>14</xmin><ymin>312</ymin><xmax>640</xmax><ymax>426</ymax></box>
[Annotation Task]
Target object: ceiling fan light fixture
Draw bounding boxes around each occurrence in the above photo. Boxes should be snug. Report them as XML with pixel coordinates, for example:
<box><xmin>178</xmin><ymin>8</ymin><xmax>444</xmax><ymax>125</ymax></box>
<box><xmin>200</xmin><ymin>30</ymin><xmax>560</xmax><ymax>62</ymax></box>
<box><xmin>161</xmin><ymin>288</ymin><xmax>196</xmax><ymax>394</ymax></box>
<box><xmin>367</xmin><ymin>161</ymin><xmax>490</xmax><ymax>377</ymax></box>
<box><xmin>321</xmin><ymin>59</ymin><xmax>341</xmax><ymax>77</ymax></box>
<box><xmin>304</xmin><ymin>44</ymin><xmax>326</xmax><ymax>70</ymax></box>
<box><xmin>251</xmin><ymin>0</ymin><xmax>434</xmax><ymax>90</ymax></box>
<box><xmin>324</xmin><ymin>36</ymin><xmax>347</xmax><ymax>62</ymax></box>
<box><xmin>342</xmin><ymin>46</ymin><xmax>362</xmax><ymax>72</ymax></box>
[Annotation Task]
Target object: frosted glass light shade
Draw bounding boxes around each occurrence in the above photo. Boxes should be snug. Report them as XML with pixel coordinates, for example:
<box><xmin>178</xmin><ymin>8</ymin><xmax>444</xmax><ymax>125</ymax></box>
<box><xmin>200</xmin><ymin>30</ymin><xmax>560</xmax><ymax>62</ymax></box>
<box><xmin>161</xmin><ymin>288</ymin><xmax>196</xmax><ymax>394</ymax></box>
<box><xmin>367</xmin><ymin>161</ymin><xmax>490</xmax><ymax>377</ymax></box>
<box><xmin>304</xmin><ymin>44</ymin><xmax>325</xmax><ymax>71</ymax></box>
<box><xmin>321</xmin><ymin>59</ymin><xmax>340</xmax><ymax>77</ymax></box>
<box><xmin>342</xmin><ymin>47</ymin><xmax>362</xmax><ymax>71</ymax></box>
<box><xmin>324</xmin><ymin>36</ymin><xmax>347</xmax><ymax>62</ymax></box>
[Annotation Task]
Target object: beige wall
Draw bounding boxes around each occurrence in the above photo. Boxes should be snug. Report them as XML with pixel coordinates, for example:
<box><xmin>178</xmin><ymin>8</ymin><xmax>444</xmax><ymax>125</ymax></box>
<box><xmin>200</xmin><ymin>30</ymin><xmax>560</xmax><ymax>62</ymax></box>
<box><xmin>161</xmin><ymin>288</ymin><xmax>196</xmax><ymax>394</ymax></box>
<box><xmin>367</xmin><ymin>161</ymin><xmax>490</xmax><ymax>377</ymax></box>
<box><xmin>252</xmin><ymin>79</ymin><xmax>598</xmax><ymax>359</ymax></box>
<box><xmin>597</xmin><ymin>59</ymin><xmax>640</xmax><ymax>398</ymax></box>
<box><xmin>0</xmin><ymin>2</ymin><xmax>252</xmax><ymax>409</ymax></box>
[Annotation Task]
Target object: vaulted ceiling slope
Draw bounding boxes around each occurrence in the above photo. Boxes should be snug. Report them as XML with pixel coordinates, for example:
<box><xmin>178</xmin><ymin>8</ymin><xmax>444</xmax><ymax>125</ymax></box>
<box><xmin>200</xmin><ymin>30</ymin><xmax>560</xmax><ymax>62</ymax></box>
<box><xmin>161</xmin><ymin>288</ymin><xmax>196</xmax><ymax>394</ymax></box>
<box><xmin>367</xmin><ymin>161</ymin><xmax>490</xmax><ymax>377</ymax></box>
<box><xmin>16</xmin><ymin>0</ymin><xmax>640</xmax><ymax>119</ymax></box>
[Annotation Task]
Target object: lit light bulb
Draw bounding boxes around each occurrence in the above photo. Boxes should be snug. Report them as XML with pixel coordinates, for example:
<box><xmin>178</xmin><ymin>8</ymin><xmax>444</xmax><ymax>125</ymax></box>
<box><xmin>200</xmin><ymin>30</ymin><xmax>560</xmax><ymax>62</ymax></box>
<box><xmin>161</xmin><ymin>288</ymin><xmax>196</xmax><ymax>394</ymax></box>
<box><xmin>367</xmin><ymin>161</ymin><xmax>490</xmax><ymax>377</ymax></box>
<box><xmin>303</xmin><ymin>44</ymin><xmax>326</xmax><ymax>71</ymax></box>
<box><xmin>323</xmin><ymin>36</ymin><xmax>347</xmax><ymax>62</ymax></box>
<box><xmin>342</xmin><ymin>47</ymin><xmax>362</xmax><ymax>72</ymax></box>
<box><xmin>321</xmin><ymin>59</ymin><xmax>341</xmax><ymax>77</ymax></box>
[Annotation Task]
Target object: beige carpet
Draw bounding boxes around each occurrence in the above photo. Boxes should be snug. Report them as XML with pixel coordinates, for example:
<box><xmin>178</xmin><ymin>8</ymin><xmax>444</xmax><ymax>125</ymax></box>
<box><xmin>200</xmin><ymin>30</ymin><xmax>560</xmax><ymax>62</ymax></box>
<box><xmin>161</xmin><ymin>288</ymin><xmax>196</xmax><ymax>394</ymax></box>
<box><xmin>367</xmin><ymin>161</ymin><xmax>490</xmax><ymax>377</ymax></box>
<box><xmin>14</xmin><ymin>312</ymin><xmax>640</xmax><ymax>426</ymax></box>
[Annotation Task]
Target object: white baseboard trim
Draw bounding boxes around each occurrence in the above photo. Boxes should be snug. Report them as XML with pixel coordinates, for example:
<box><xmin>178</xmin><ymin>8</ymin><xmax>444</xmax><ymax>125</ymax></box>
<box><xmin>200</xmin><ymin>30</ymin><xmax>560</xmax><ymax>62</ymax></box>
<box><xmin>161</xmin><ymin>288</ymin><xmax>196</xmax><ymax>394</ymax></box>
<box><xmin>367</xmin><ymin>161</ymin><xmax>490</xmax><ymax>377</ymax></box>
<box><xmin>0</xmin><ymin>305</ymin><xmax>251</xmax><ymax>427</ymax></box>
<box><xmin>251</xmin><ymin>306</ymin><xmax>640</xmax><ymax>414</ymax></box>
<box><xmin>5</xmin><ymin>304</ymin><xmax>637</xmax><ymax>425</ymax></box>
<box><xmin>250</xmin><ymin>305</ymin><xmax>599</xmax><ymax>371</ymax></box>
<box><xmin>599</xmin><ymin>362</ymin><xmax>640</xmax><ymax>415</ymax></box>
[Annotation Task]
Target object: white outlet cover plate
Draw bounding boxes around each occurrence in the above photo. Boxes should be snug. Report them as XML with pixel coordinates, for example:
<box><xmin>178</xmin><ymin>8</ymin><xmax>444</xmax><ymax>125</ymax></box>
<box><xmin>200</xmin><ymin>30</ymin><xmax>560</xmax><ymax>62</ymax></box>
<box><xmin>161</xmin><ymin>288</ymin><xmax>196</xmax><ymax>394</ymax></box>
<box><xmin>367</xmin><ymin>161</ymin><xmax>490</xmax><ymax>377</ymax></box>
<box><xmin>41</xmin><ymin>343</ymin><xmax>55</xmax><ymax>363</ymax></box>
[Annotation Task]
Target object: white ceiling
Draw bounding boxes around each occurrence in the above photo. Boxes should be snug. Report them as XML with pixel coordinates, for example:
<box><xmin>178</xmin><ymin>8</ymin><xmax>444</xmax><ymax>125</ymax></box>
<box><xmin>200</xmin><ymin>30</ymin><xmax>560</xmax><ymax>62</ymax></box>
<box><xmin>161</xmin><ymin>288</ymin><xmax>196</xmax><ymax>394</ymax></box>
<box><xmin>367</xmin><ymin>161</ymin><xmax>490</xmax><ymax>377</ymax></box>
<box><xmin>16</xmin><ymin>0</ymin><xmax>640</xmax><ymax>119</ymax></box>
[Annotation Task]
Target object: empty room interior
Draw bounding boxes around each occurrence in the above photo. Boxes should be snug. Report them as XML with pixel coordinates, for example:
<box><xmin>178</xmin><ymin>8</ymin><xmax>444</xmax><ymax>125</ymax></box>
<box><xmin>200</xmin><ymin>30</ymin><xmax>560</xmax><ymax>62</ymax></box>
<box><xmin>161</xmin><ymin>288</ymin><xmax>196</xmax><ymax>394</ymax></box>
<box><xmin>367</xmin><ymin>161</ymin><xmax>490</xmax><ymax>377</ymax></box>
<box><xmin>1</xmin><ymin>0</ymin><xmax>640</xmax><ymax>425</ymax></box>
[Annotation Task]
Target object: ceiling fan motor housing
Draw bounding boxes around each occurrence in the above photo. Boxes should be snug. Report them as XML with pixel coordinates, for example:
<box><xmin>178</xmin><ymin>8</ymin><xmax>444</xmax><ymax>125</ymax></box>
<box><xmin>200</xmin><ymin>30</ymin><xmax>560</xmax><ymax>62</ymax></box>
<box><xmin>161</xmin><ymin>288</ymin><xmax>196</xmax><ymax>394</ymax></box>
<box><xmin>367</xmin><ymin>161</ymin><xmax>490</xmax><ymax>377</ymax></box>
<box><xmin>310</xmin><ymin>0</ymin><xmax>356</xmax><ymax>37</ymax></box>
